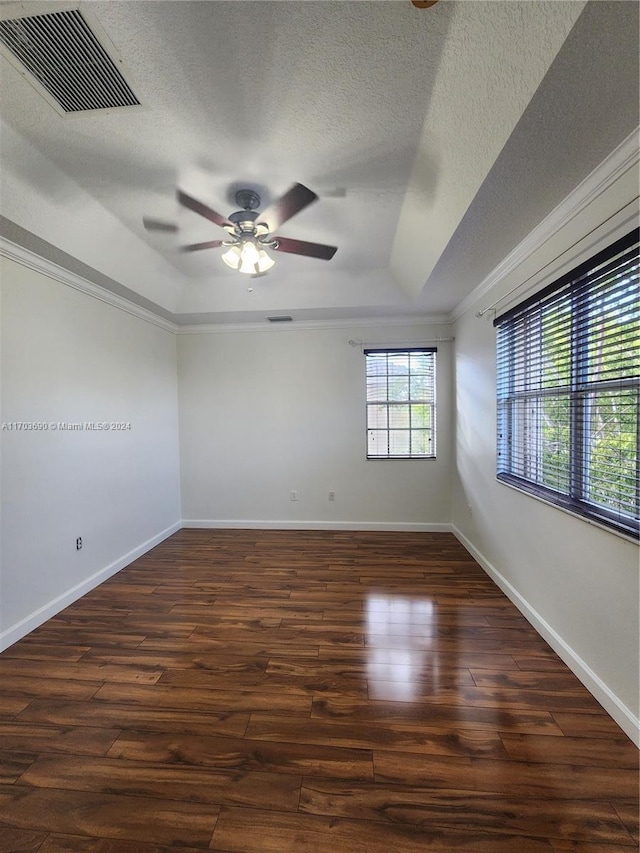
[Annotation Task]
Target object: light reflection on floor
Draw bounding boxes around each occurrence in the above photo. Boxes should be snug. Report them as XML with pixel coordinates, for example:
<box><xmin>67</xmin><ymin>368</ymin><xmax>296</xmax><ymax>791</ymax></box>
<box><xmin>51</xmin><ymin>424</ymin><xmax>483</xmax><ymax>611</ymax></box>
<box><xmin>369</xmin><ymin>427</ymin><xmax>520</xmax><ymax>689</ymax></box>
<box><xmin>365</xmin><ymin>594</ymin><xmax>439</xmax><ymax>701</ymax></box>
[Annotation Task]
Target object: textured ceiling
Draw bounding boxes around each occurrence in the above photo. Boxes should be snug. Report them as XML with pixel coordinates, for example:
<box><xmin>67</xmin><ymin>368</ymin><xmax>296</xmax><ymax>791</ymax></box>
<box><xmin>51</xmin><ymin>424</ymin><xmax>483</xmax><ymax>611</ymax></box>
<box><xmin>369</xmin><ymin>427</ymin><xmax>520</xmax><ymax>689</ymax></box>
<box><xmin>0</xmin><ymin>0</ymin><xmax>638</xmax><ymax>325</ymax></box>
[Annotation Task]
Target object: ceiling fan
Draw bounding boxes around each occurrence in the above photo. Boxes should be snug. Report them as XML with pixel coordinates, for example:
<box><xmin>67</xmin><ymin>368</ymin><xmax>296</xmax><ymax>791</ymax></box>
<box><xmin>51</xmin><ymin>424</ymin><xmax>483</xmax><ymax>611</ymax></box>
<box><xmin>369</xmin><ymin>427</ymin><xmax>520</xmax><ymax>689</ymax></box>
<box><xmin>144</xmin><ymin>183</ymin><xmax>337</xmax><ymax>276</ymax></box>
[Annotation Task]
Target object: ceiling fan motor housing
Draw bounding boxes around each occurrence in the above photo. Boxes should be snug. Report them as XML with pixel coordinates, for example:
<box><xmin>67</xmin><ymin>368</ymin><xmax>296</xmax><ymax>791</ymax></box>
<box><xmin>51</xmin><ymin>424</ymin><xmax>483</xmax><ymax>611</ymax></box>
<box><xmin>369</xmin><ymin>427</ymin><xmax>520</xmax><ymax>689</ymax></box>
<box><xmin>229</xmin><ymin>190</ymin><xmax>262</xmax><ymax>233</ymax></box>
<box><xmin>227</xmin><ymin>190</ymin><xmax>278</xmax><ymax>246</ymax></box>
<box><xmin>229</xmin><ymin>208</ymin><xmax>260</xmax><ymax>227</ymax></box>
<box><xmin>234</xmin><ymin>189</ymin><xmax>261</xmax><ymax>211</ymax></box>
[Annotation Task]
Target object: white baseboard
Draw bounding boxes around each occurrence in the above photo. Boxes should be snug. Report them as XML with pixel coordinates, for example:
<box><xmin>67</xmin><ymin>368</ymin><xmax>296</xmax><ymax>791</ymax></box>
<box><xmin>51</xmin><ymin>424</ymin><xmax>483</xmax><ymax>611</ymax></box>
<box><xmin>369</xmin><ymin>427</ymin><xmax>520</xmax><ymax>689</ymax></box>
<box><xmin>0</xmin><ymin>521</ymin><xmax>182</xmax><ymax>652</ymax></box>
<box><xmin>451</xmin><ymin>524</ymin><xmax>640</xmax><ymax>747</ymax></box>
<box><xmin>182</xmin><ymin>519</ymin><xmax>453</xmax><ymax>533</ymax></box>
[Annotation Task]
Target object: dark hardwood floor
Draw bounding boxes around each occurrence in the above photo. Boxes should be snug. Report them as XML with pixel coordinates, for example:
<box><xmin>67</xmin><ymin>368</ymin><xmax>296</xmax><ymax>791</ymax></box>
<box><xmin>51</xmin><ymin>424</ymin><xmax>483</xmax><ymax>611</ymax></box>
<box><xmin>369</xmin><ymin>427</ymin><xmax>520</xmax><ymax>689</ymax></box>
<box><xmin>0</xmin><ymin>529</ymin><xmax>637</xmax><ymax>852</ymax></box>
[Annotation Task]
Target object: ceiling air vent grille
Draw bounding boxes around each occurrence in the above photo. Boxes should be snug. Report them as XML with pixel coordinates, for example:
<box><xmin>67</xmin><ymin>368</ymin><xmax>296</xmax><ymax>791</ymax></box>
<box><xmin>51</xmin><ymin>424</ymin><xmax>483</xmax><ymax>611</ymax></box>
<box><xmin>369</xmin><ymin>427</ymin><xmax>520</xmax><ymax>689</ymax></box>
<box><xmin>0</xmin><ymin>9</ymin><xmax>140</xmax><ymax>113</ymax></box>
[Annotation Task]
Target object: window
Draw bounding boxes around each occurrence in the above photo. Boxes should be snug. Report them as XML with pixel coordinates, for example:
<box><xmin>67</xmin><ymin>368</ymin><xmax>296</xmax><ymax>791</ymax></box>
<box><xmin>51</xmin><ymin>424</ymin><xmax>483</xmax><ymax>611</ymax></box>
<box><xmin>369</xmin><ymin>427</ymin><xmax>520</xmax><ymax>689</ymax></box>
<box><xmin>366</xmin><ymin>348</ymin><xmax>436</xmax><ymax>459</ymax></box>
<box><xmin>495</xmin><ymin>229</ymin><xmax>639</xmax><ymax>539</ymax></box>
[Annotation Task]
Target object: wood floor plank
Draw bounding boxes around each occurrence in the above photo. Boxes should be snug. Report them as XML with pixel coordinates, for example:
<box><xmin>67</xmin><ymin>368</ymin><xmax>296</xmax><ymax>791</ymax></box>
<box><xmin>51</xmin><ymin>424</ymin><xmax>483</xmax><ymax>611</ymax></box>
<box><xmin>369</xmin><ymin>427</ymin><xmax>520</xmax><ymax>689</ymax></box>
<box><xmin>107</xmin><ymin>729</ymin><xmax>373</xmax><ymax>780</ymax></box>
<box><xmin>244</xmin><ymin>713</ymin><xmax>509</xmax><ymax>758</ymax></box>
<box><xmin>315</xmin><ymin>645</ymin><xmax>518</xmax><ymax>670</ymax></box>
<box><xmin>20</xmin><ymin>754</ymin><xmax>301</xmax><ymax>811</ymax></box>
<box><xmin>15</xmin><ymin>698</ymin><xmax>251</xmax><ymax>738</ymax></box>
<box><xmin>514</xmin><ymin>654</ymin><xmax>573</xmax><ymax>672</ymax></box>
<box><xmin>0</xmin><ymin>723</ymin><xmax>121</xmax><ymax>757</ymax></box>
<box><xmin>157</xmin><ymin>667</ymin><xmax>368</xmax><ymax>697</ymax></box>
<box><xmin>612</xmin><ymin>802</ymin><xmax>639</xmax><ymax>844</ymax></box>
<box><xmin>552</xmin><ymin>712</ymin><xmax>632</xmax><ymax>740</ymax></box>
<box><xmin>202</xmin><ymin>623</ymin><xmax>366</xmax><ymax>647</ymax></box>
<box><xmin>323</xmin><ymin>608</ymin><xmax>493</xmax><ymax>626</ymax></box>
<box><xmin>94</xmin><ymin>682</ymin><xmax>312</xmax><ymax>715</ymax></box>
<box><xmin>311</xmin><ymin>695</ymin><xmax>565</xmax><ymax>735</ymax></box>
<box><xmin>139</xmin><ymin>636</ymin><xmax>320</xmax><ymax>657</ymax></box>
<box><xmin>0</xmin><ymin>644</ymin><xmax>91</xmax><ymax>662</ymax></box>
<box><xmin>77</xmin><ymin>647</ymin><xmax>271</xmax><ymax>673</ymax></box>
<box><xmin>364</xmin><ymin>634</ymin><xmax>558</xmax><ymax>654</ymax></box>
<box><xmin>0</xmin><ymin>784</ymin><xmax>219</xmax><ymax>847</ymax></box>
<box><xmin>0</xmin><ymin>528</ymin><xmax>632</xmax><ymax>852</ymax></box>
<box><xmin>0</xmin><ymin>826</ymin><xmax>47</xmax><ymax>853</ymax></box>
<box><xmin>0</xmin><ymin>751</ymin><xmax>37</xmax><ymax>784</ymax></box>
<box><xmin>208</xmin><ymin>805</ymin><xmax>556</xmax><ymax>853</ymax></box>
<box><xmin>299</xmin><ymin>778</ymin><xmax>634</xmax><ymax>844</ymax></box>
<box><xmin>96</xmin><ymin>582</ymin><xmax>158</xmax><ymax>595</ymax></box>
<box><xmin>500</xmin><ymin>733</ymin><xmax>639</xmax><ymax>769</ymax></box>
<box><xmin>36</xmin><ymin>836</ymin><xmax>211</xmax><ymax>853</ymax></box>
<box><xmin>0</xmin><ymin>697</ymin><xmax>30</xmax><ymax>720</ymax></box>
<box><xmin>373</xmin><ymin>750</ymin><xmax>639</xmax><ymax>800</ymax></box>
<box><xmin>0</xmin><ymin>675</ymin><xmax>102</xmax><ymax>701</ymax></box>
<box><xmin>268</xmin><ymin>658</ymin><xmax>476</xmax><ymax>688</ymax></box>
<box><xmin>0</xmin><ymin>658</ymin><xmax>163</xmax><ymax>686</ymax></box>
<box><xmin>367</xmin><ymin>681</ymin><xmax>605</xmax><ymax>712</ymax></box>
<box><xmin>18</xmin><ymin>629</ymin><xmax>146</xmax><ymax>649</ymax></box>
<box><xmin>552</xmin><ymin>842</ymin><xmax>640</xmax><ymax>852</ymax></box>
<box><xmin>148</xmin><ymin>613</ymin><xmax>285</xmax><ymax>630</ymax></box>
<box><xmin>470</xmin><ymin>669</ymin><xmax>599</xmax><ymax>693</ymax></box>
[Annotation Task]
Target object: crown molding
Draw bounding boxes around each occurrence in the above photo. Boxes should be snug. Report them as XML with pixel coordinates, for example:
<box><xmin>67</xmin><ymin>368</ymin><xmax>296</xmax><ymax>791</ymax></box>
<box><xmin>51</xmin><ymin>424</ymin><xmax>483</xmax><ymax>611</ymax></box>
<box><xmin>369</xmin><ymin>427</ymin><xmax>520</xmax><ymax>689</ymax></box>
<box><xmin>0</xmin><ymin>237</ymin><xmax>179</xmax><ymax>333</ymax></box>
<box><xmin>176</xmin><ymin>314</ymin><xmax>452</xmax><ymax>335</ymax></box>
<box><xmin>451</xmin><ymin>127</ymin><xmax>640</xmax><ymax>323</ymax></box>
<box><xmin>0</xmin><ymin>236</ymin><xmax>451</xmax><ymax>334</ymax></box>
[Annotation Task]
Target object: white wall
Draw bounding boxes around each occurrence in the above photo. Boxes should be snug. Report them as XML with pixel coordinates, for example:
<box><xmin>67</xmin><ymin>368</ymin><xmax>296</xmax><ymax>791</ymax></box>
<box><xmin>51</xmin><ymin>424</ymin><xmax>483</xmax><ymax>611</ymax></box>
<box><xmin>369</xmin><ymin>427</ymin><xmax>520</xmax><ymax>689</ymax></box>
<box><xmin>451</xmin><ymin>156</ymin><xmax>639</xmax><ymax>741</ymax></box>
<box><xmin>0</xmin><ymin>256</ymin><xmax>181</xmax><ymax>648</ymax></box>
<box><xmin>178</xmin><ymin>322</ymin><xmax>452</xmax><ymax>529</ymax></box>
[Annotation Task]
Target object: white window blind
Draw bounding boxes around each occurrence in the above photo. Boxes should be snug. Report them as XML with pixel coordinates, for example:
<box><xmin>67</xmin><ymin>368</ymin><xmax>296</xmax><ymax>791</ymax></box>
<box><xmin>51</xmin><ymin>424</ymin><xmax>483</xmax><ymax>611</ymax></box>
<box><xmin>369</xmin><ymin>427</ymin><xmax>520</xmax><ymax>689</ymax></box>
<box><xmin>365</xmin><ymin>348</ymin><xmax>436</xmax><ymax>459</ymax></box>
<box><xmin>495</xmin><ymin>229</ymin><xmax>639</xmax><ymax>539</ymax></box>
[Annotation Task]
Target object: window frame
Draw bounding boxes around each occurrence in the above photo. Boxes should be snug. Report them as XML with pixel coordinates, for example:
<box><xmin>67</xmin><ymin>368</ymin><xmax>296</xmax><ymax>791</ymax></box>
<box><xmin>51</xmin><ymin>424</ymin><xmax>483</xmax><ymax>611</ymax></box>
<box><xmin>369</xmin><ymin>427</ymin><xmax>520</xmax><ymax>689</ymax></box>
<box><xmin>364</xmin><ymin>347</ymin><xmax>437</xmax><ymax>460</ymax></box>
<box><xmin>494</xmin><ymin>229</ymin><xmax>639</xmax><ymax>540</ymax></box>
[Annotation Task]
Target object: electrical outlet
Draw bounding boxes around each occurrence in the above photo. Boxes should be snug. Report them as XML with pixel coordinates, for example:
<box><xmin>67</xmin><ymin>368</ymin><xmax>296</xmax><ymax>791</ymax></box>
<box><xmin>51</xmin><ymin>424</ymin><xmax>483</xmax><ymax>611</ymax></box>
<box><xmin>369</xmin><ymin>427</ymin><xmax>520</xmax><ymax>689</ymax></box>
<box><xmin>290</xmin><ymin>490</ymin><xmax>298</xmax><ymax>502</ymax></box>
<box><xmin>76</xmin><ymin>537</ymin><xmax>83</xmax><ymax>550</ymax></box>
<box><xmin>328</xmin><ymin>491</ymin><xmax>336</xmax><ymax>501</ymax></box>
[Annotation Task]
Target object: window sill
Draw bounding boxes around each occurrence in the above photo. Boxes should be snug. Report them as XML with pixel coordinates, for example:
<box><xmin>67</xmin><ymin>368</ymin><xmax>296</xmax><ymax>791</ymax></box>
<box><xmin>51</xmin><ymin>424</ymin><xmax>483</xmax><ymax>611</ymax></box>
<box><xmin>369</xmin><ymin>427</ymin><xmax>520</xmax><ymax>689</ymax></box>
<box><xmin>366</xmin><ymin>456</ymin><xmax>437</xmax><ymax>461</ymax></box>
<box><xmin>496</xmin><ymin>476</ymin><xmax>639</xmax><ymax>544</ymax></box>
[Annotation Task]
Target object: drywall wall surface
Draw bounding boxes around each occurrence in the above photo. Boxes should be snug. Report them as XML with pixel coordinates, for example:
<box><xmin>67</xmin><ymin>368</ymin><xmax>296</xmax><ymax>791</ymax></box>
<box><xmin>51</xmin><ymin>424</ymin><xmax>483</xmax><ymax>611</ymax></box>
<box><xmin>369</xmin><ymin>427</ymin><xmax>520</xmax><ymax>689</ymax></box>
<box><xmin>0</xmin><ymin>255</ymin><xmax>181</xmax><ymax>643</ymax></box>
<box><xmin>451</xmin><ymin>158</ymin><xmax>639</xmax><ymax>737</ymax></box>
<box><xmin>178</xmin><ymin>322</ymin><xmax>452</xmax><ymax>528</ymax></box>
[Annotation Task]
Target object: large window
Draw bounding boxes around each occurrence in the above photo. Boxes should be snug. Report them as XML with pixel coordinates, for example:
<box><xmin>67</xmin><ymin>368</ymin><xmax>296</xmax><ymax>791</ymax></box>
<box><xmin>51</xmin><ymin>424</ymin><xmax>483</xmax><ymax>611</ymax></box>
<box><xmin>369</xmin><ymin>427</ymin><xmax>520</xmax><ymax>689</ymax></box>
<box><xmin>366</xmin><ymin>348</ymin><xmax>436</xmax><ymax>459</ymax></box>
<box><xmin>495</xmin><ymin>229</ymin><xmax>639</xmax><ymax>539</ymax></box>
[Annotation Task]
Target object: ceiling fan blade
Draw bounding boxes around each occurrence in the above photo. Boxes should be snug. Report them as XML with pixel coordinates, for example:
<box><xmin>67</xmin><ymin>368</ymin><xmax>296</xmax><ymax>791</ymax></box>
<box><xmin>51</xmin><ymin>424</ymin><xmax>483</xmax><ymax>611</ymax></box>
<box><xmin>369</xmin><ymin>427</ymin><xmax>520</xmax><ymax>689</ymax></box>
<box><xmin>143</xmin><ymin>217</ymin><xmax>178</xmax><ymax>233</ymax></box>
<box><xmin>180</xmin><ymin>240</ymin><xmax>225</xmax><ymax>252</ymax></box>
<box><xmin>273</xmin><ymin>236</ymin><xmax>337</xmax><ymax>261</ymax></box>
<box><xmin>411</xmin><ymin>1</ymin><xmax>439</xmax><ymax>7</ymax></box>
<box><xmin>177</xmin><ymin>190</ymin><xmax>233</xmax><ymax>229</ymax></box>
<box><xmin>259</xmin><ymin>183</ymin><xmax>318</xmax><ymax>232</ymax></box>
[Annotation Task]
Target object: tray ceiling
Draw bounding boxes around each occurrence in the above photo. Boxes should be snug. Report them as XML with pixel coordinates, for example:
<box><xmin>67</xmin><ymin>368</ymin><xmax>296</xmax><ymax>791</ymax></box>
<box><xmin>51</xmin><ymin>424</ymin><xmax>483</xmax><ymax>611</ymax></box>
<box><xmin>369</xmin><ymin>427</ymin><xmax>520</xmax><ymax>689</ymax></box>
<box><xmin>0</xmin><ymin>1</ymin><xmax>638</xmax><ymax>325</ymax></box>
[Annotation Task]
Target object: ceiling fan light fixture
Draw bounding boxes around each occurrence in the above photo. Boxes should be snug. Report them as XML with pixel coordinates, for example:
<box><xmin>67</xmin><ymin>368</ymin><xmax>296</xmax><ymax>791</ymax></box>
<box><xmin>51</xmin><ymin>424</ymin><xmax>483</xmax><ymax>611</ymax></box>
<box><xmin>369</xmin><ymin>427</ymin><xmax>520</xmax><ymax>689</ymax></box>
<box><xmin>223</xmin><ymin>238</ymin><xmax>275</xmax><ymax>275</ymax></box>
<box><xmin>238</xmin><ymin>239</ymin><xmax>261</xmax><ymax>274</ymax></box>
<box><xmin>221</xmin><ymin>244</ymin><xmax>242</xmax><ymax>270</ymax></box>
<box><xmin>256</xmin><ymin>249</ymin><xmax>275</xmax><ymax>273</ymax></box>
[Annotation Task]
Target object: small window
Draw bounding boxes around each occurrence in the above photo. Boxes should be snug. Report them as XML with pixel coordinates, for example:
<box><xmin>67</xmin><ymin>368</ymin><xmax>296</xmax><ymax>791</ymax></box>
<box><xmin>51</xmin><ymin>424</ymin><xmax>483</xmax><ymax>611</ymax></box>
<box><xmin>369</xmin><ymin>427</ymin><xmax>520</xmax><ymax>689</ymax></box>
<box><xmin>365</xmin><ymin>348</ymin><xmax>436</xmax><ymax>459</ymax></box>
<box><xmin>495</xmin><ymin>229</ymin><xmax>639</xmax><ymax>539</ymax></box>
